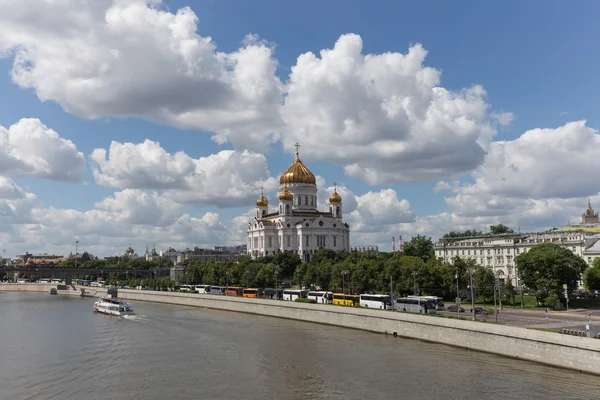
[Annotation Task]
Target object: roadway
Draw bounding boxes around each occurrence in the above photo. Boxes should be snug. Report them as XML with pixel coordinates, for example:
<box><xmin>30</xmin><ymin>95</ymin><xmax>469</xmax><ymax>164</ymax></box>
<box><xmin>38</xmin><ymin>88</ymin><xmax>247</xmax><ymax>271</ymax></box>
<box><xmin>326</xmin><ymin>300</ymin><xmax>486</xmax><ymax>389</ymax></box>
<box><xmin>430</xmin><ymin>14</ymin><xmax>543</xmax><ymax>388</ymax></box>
<box><xmin>438</xmin><ymin>306</ymin><xmax>600</xmax><ymax>330</ymax></box>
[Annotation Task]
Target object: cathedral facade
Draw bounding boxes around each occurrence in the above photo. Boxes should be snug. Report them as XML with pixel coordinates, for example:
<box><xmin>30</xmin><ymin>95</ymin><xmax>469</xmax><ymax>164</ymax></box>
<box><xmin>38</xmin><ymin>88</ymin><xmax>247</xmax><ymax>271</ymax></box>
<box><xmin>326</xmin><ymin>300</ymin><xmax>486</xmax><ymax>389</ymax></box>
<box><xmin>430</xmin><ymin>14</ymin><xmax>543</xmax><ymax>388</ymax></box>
<box><xmin>247</xmin><ymin>144</ymin><xmax>350</xmax><ymax>262</ymax></box>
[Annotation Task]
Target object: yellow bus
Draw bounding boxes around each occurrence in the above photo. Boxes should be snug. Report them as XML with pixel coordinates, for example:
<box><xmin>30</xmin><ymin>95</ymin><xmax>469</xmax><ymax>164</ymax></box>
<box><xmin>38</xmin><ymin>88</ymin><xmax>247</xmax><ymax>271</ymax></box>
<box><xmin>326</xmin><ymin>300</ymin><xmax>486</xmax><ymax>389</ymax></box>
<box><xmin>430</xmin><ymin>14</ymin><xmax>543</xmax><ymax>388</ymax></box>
<box><xmin>332</xmin><ymin>293</ymin><xmax>360</xmax><ymax>307</ymax></box>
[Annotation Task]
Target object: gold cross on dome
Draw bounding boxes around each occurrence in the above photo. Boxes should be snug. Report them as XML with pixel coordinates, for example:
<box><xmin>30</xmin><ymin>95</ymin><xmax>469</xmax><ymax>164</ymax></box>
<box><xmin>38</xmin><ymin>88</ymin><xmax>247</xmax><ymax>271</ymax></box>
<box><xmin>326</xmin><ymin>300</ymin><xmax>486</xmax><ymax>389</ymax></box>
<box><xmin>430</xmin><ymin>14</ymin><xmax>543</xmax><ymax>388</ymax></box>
<box><xmin>294</xmin><ymin>142</ymin><xmax>300</xmax><ymax>156</ymax></box>
<box><xmin>333</xmin><ymin>181</ymin><xmax>337</xmax><ymax>190</ymax></box>
<box><xmin>260</xmin><ymin>186</ymin><xmax>264</xmax><ymax>195</ymax></box>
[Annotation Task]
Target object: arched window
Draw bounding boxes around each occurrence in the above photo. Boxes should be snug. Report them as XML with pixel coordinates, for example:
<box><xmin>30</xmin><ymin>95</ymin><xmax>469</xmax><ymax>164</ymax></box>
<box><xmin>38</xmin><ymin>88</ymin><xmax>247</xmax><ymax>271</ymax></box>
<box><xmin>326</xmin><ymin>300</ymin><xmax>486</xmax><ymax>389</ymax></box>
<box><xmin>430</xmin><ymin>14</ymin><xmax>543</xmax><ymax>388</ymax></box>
<box><xmin>280</xmin><ymin>205</ymin><xmax>283</xmax><ymax>214</ymax></box>
<box><xmin>336</xmin><ymin>206</ymin><xmax>340</xmax><ymax>215</ymax></box>
<box><xmin>285</xmin><ymin>204</ymin><xmax>290</xmax><ymax>214</ymax></box>
<box><xmin>298</xmin><ymin>196</ymin><xmax>302</xmax><ymax>206</ymax></box>
<box><xmin>262</xmin><ymin>210</ymin><xmax>266</xmax><ymax>216</ymax></box>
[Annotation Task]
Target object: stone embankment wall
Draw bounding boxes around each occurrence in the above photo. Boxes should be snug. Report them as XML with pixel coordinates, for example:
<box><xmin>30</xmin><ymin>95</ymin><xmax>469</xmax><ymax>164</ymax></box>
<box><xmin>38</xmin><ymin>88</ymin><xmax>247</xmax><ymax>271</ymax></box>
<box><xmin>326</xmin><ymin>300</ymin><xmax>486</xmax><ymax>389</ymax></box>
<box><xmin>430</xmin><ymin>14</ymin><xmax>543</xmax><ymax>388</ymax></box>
<box><xmin>2</xmin><ymin>284</ymin><xmax>599</xmax><ymax>375</ymax></box>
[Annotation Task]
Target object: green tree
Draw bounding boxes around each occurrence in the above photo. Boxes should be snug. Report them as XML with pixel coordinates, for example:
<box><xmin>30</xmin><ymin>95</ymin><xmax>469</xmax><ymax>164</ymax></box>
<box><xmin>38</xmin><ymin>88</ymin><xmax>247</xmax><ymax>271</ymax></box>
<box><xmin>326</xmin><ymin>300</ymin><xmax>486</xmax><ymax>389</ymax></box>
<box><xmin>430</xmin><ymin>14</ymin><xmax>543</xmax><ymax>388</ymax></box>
<box><xmin>442</xmin><ymin>230</ymin><xmax>483</xmax><ymax>239</ymax></box>
<box><xmin>584</xmin><ymin>259</ymin><xmax>600</xmax><ymax>291</ymax></box>
<box><xmin>515</xmin><ymin>243</ymin><xmax>587</xmax><ymax>307</ymax></box>
<box><xmin>473</xmin><ymin>265</ymin><xmax>495</xmax><ymax>304</ymax></box>
<box><xmin>275</xmin><ymin>252</ymin><xmax>302</xmax><ymax>280</ymax></box>
<box><xmin>489</xmin><ymin>224</ymin><xmax>514</xmax><ymax>235</ymax></box>
<box><xmin>403</xmin><ymin>235</ymin><xmax>434</xmax><ymax>263</ymax></box>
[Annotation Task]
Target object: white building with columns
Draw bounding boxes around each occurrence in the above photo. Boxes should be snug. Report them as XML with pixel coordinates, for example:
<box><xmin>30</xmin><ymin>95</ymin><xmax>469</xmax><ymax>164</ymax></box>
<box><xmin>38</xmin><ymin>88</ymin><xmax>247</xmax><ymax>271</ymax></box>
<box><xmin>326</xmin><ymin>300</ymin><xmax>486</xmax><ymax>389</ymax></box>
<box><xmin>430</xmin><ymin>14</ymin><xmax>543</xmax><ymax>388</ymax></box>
<box><xmin>247</xmin><ymin>144</ymin><xmax>350</xmax><ymax>262</ymax></box>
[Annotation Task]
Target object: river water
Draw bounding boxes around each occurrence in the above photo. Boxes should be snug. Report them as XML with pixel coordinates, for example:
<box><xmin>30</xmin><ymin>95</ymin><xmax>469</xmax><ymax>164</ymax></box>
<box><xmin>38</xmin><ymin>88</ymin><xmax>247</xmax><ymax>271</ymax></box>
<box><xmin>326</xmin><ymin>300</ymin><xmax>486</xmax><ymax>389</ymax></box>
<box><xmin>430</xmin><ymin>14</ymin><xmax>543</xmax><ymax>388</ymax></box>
<box><xmin>0</xmin><ymin>293</ymin><xmax>598</xmax><ymax>400</ymax></box>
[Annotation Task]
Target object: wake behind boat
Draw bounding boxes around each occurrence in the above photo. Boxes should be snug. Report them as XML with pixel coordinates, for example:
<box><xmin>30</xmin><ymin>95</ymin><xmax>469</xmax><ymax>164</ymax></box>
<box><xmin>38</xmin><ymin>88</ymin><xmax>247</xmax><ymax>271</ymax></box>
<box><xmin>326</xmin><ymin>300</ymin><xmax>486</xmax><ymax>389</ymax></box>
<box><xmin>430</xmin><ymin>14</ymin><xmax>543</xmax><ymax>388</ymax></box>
<box><xmin>93</xmin><ymin>297</ymin><xmax>135</xmax><ymax>316</ymax></box>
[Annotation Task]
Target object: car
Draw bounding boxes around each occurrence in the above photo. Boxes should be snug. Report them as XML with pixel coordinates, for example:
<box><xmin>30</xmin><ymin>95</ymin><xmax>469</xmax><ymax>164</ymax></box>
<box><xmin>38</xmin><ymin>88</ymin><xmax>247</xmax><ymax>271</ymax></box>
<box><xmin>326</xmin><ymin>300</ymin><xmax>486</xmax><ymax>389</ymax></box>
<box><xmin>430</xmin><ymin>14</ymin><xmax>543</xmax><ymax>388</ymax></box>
<box><xmin>447</xmin><ymin>305</ymin><xmax>465</xmax><ymax>313</ymax></box>
<box><xmin>470</xmin><ymin>306</ymin><xmax>487</xmax><ymax>314</ymax></box>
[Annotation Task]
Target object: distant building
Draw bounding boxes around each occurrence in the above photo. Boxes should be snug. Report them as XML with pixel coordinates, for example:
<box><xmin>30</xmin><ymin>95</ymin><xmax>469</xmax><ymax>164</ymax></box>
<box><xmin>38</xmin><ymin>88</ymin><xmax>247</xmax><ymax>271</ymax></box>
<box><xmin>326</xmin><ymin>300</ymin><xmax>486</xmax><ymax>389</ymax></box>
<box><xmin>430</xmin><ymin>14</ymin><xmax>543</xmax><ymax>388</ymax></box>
<box><xmin>170</xmin><ymin>265</ymin><xmax>186</xmax><ymax>282</ymax></box>
<box><xmin>582</xmin><ymin>199</ymin><xmax>599</xmax><ymax>225</ymax></box>
<box><xmin>159</xmin><ymin>246</ymin><xmax>244</xmax><ymax>264</ymax></box>
<box><xmin>15</xmin><ymin>252</ymin><xmax>66</xmax><ymax>266</ymax></box>
<box><xmin>351</xmin><ymin>245</ymin><xmax>379</xmax><ymax>254</ymax></box>
<box><xmin>144</xmin><ymin>244</ymin><xmax>160</xmax><ymax>262</ymax></box>
<box><xmin>434</xmin><ymin>231</ymin><xmax>600</xmax><ymax>288</ymax></box>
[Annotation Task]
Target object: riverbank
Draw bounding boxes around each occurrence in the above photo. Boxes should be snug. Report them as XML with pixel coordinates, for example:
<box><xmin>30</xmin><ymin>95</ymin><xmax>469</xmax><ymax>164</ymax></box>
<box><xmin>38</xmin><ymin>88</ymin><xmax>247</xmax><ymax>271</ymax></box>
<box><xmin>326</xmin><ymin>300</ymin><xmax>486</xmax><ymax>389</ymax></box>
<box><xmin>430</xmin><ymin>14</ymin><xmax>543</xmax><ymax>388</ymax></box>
<box><xmin>2</xmin><ymin>283</ymin><xmax>599</xmax><ymax>375</ymax></box>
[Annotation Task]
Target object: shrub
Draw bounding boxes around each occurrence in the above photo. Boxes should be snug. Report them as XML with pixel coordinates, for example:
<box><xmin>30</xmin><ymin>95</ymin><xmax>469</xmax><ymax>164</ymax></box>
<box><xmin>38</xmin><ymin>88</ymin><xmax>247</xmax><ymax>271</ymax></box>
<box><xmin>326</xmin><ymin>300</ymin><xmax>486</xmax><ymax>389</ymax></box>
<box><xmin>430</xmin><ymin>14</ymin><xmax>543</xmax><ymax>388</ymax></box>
<box><xmin>295</xmin><ymin>298</ymin><xmax>317</xmax><ymax>304</ymax></box>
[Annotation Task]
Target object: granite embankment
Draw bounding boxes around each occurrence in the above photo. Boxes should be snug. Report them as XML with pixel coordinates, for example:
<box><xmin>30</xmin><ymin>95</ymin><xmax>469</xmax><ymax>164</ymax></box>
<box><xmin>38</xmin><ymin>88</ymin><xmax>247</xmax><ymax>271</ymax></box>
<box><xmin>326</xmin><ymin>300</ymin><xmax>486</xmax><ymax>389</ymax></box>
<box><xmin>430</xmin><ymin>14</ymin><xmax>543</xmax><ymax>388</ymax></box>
<box><xmin>2</xmin><ymin>283</ymin><xmax>599</xmax><ymax>375</ymax></box>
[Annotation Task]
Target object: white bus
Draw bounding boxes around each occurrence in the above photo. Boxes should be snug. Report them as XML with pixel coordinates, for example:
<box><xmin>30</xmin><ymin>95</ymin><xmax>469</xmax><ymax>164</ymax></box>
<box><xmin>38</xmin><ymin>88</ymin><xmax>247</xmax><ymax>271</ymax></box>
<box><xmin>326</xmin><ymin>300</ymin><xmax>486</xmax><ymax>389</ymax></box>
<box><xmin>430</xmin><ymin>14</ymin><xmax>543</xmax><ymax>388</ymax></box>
<box><xmin>395</xmin><ymin>297</ymin><xmax>437</xmax><ymax>314</ymax></box>
<box><xmin>407</xmin><ymin>295</ymin><xmax>445</xmax><ymax>310</ymax></box>
<box><xmin>179</xmin><ymin>284</ymin><xmax>194</xmax><ymax>292</ymax></box>
<box><xmin>209</xmin><ymin>286</ymin><xmax>224</xmax><ymax>295</ymax></box>
<box><xmin>195</xmin><ymin>285</ymin><xmax>211</xmax><ymax>294</ymax></box>
<box><xmin>359</xmin><ymin>294</ymin><xmax>392</xmax><ymax>310</ymax></box>
<box><xmin>282</xmin><ymin>289</ymin><xmax>308</xmax><ymax>301</ymax></box>
<box><xmin>307</xmin><ymin>291</ymin><xmax>333</xmax><ymax>304</ymax></box>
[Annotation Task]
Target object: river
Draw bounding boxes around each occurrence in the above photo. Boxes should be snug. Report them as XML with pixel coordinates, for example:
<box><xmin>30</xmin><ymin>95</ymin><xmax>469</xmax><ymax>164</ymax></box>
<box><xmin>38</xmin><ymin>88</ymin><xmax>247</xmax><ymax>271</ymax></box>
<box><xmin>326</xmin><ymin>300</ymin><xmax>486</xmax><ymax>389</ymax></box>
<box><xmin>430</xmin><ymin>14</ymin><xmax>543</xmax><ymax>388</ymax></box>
<box><xmin>0</xmin><ymin>293</ymin><xmax>598</xmax><ymax>400</ymax></box>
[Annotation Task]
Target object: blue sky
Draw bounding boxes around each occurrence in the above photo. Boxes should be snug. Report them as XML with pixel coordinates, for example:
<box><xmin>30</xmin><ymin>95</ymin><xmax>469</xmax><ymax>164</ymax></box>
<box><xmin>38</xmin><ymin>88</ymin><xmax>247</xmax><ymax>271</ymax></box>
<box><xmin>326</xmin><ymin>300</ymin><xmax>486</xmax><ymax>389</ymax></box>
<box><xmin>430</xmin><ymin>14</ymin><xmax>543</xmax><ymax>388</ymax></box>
<box><xmin>0</xmin><ymin>0</ymin><xmax>599</xmax><ymax>256</ymax></box>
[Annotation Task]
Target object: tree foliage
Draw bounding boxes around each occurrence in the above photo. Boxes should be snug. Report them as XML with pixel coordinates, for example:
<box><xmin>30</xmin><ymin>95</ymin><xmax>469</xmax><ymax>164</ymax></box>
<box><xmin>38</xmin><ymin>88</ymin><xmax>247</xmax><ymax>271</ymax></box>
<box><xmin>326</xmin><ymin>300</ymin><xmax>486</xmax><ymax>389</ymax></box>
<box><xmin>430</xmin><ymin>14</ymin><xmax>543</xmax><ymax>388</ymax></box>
<box><xmin>442</xmin><ymin>230</ymin><xmax>483</xmax><ymax>239</ymax></box>
<box><xmin>403</xmin><ymin>235</ymin><xmax>434</xmax><ymax>263</ymax></box>
<box><xmin>515</xmin><ymin>243</ymin><xmax>587</xmax><ymax>307</ymax></box>
<box><xmin>584</xmin><ymin>259</ymin><xmax>600</xmax><ymax>291</ymax></box>
<box><xmin>489</xmin><ymin>224</ymin><xmax>514</xmax><ymax>234</ymax></box>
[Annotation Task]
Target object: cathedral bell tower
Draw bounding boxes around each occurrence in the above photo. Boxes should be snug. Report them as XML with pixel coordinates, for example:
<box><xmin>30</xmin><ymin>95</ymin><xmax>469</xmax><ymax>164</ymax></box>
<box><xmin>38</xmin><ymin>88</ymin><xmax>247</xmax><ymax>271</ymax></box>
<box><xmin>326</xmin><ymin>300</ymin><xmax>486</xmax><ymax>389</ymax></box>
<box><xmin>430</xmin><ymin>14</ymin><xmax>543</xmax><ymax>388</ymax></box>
<box><xmin>329</xmin><ymin>182</ymin><xmax>342</xmax><ymax>218</ymax></box>
<box><xmin>278</xmin><ymin>185</ymin><xmax>293</xmax><ymax>216</ymax></box>
<box><xmin>255</xmin><ymin>186</ymin><xmax>269</xmax><ymax>218</ymax></box>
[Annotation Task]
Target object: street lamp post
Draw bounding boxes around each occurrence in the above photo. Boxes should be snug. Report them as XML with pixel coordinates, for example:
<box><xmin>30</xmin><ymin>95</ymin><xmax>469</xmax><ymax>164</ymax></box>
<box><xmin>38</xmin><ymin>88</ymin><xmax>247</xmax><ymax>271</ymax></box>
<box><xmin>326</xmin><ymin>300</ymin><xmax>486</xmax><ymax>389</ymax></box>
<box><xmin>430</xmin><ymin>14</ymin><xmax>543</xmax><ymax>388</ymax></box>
<box><xmin>246</xmin><ymin>270</ymin><xmax>249</xmax><ymax>288</ymax></box>
<box><xmin>226</xmin><ymin>272</ymin><xmax>229</xmax><ymax>294</ymax></box>
<box><xmin>455</xmin><ymin>267</ymin><xmax>460</xmax><ymax>319</ymax></box>
<box><xmin>296</xmin><ymin>268</ymin><xmax>301</xmax><ymax>289</ymax></box>
<box><xmin>390</xmin><ymin>275</ymin><xmax>394</xmax><ymax>311</ymax></box>
<box><xmin>412</xmin><ymin>270</ymin><xmax>418</xmax><ymax>295</ymax></box>
<box><xmin>469</xmin><ymin>268</ymin><xmax>475</xmax><ymax>321</ymax></box>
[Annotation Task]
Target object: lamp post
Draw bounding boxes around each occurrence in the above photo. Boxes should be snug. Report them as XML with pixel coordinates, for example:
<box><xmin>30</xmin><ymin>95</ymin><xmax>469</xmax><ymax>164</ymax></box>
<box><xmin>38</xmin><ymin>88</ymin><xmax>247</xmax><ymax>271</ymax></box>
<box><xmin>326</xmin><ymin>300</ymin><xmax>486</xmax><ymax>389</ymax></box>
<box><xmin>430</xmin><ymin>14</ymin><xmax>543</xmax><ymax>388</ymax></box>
<box><xmin>390</xmin><ymin>275</ymin><xmax>394</xmax><ymax>311</ymax></box>
<box><xmin>412</xmin><ymin>270</ymin><xmax>418</xmax><ymax>295</ymax></box>
<box><xmin>296</xmin><ymin>267</ymin><xmax>301</xmax><ymax>289</ymax></box>
<box><xmin>518</xmin><ymin>272</ymin><xmax>524</xmax><ymax>308</ymax></box>
<box><xmin>225</xmin><ymin>272</ymin><xmax>229</xmax><ymax>294</ymax></box>
<box><xmin>469</xmin><ymin>268</ymin><xmax>475</xmax><ymax>321</ymax></box>
<box><xmin>274</xmin><ymin>265</ymin><xmax>280</xmax><ymax>300</ymax></box>
<box><xmin>455</xmin><ymin>267</ymin><xmax>460</xmax><ymax>319</ymax></box>
<box><xmin>341</xmin><ymin>270</ymin><xmax>349</xmax><ymax>296</ymax></box>
<box><xmin>245</xmin><ymin>269</ymin><xmax>249</xmax><ymax>288</ymax></box>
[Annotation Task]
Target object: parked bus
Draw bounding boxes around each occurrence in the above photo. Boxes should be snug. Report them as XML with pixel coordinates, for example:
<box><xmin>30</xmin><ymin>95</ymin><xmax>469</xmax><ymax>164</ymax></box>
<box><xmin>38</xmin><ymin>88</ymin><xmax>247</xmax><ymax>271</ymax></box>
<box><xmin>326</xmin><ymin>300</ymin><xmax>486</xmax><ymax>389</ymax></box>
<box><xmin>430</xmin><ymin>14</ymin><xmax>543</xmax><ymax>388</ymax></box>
<box><xmin>332</xmin><ymin>293</ymin><xmax>360</xmax><ymax>307</ymax></box>
<box><xmin>224</xmin><ymin>286</ymin><xmax>244</xmax><ymax>296</ymax></box>
<box><xmin>179</xmin><ymin>284</ymin><xmax>194</xmax><ymax>292</ymax></box>
<box><xmin>243</xmin><ymin>288</ymin><xmax>264</xmax><ymax>298</ymax></box>
<box><xmin>395</xmin><ymin>297</ymin><xmax>437</xmax><ymax>314</ymax></box>
<box><xmin>408</xmin><ymin>295</ymin><xmax>445</xmax><ymax>310</ymax></box>
<box><xmin>195</xmin><ymin>285</ymin><xmax>211</xmax><ymax>294</ymax></box>
<box><xmin>359</xmin><ymin>294</ymin><xmax>392</xmax><ymax>310</ymax></box>
<box><xmin>209</xmin><ymin>286</ymin><xmax>224</xmax><ymax>295</ymax></box>
<box><xmin>307</xmin><ymin>291</ymin><xmax>333</xmax><ymax>304</ymax></box>
<box><xmin>264</xmin><ymin>288</ymin><xmax>283</xmax><ymax>300</ymax></box>
<box><xmin>282</xmin><ymin>289</ymin><xmax>307</xmax><ymax>301</ymax></box>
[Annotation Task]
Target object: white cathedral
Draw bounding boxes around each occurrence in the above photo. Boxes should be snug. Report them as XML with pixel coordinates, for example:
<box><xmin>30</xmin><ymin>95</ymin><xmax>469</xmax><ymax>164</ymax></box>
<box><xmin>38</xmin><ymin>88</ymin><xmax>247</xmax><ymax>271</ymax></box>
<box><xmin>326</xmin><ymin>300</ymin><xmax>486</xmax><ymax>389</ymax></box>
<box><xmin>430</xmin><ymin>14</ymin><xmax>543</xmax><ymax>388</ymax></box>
<box><xmin>247</xmin><ymin>144</ymin><xmax>350</xmax><ymax>262</ymax></box>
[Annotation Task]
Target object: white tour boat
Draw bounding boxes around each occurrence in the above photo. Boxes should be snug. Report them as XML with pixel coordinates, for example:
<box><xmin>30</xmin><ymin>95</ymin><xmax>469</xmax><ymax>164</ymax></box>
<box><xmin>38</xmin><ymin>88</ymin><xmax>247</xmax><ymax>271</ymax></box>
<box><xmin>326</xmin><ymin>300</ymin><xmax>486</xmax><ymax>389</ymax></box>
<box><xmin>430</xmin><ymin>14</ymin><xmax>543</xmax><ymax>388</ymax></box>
<box><xmin>93</xmin><ymin>297</ymin><xmax>135</xmax><ymax>316</ymax></box>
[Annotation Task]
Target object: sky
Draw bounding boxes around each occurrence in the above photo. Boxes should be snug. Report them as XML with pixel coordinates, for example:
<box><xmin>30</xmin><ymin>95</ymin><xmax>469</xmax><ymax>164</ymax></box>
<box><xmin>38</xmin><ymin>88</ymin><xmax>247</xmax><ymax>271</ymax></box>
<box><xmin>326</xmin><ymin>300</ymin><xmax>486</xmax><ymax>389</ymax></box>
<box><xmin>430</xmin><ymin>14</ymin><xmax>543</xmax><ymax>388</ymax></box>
<box><xmin>1</xmin><ymin>0</ymin><xmax>600</xmax><ymax>257</ymax></box>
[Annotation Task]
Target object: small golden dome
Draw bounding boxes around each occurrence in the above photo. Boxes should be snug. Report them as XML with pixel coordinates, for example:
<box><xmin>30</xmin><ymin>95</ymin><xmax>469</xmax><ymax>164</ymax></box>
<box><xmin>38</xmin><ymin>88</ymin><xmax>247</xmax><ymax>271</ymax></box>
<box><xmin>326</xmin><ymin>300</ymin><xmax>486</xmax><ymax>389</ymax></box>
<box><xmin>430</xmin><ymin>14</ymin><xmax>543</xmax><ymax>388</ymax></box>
<box><xmin>256</xmin><ymin>186</ymin><xmax>268</xmax><ymax>207</ymax></box>
<box><xmin>279</xmin><ymin>185</ymin><xmax>293</xmax><ymax>201</ymax></box>
<box><xmin>279</xmin><ymin>143</ymin><xmax>316</xmax><ymax>185</ymax></box>
<box><xmin>329</xmin><ymin>183</ymin><xmax>342</xmax><ymax>203</ymax></box>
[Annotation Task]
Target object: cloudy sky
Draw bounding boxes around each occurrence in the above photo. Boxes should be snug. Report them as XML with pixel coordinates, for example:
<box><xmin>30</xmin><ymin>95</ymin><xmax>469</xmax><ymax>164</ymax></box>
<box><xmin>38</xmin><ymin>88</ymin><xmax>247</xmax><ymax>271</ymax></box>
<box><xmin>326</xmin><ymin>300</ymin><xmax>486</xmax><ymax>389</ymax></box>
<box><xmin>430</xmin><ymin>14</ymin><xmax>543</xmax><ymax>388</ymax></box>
<box><xmin>1</xmin><ymin>0</ymin><xmax>599</xmax><ymax>257</ymax></box>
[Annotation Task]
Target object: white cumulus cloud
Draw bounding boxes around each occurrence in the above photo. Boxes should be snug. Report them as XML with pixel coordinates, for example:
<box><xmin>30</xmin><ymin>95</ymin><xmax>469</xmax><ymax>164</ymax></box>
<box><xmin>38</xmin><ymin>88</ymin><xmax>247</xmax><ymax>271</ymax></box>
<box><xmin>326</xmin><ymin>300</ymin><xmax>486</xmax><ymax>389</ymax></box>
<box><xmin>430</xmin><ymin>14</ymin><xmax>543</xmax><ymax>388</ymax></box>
<box><xmin>0</xmin><ymin>118</ymin><xmax>85</xmax><ymax>181</ymax></box>
<box><xmin>281</xmin><ymin>34</ymin><xmax>499</xmax><ymax>184</ymax></box>
<box><xmin>0</xmin><ymin>0</ymin><xmax>283</xmax><ymax>150</ymax></box>
<box><xmin>90</xmin><ymin>140</ymin><xmax>277</xmax><ymax>207</ymax></box>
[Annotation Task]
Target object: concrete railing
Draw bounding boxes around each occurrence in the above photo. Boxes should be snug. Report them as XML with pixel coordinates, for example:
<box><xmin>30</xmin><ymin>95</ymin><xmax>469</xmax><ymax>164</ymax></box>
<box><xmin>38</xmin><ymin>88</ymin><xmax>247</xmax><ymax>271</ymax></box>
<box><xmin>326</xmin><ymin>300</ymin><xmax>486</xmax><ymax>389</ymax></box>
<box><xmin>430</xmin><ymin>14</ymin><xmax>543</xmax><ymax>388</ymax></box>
<box><xmin>115</xmin><ymin>289</ymin><xmax>600</xmax><ymax>376</ymax></box>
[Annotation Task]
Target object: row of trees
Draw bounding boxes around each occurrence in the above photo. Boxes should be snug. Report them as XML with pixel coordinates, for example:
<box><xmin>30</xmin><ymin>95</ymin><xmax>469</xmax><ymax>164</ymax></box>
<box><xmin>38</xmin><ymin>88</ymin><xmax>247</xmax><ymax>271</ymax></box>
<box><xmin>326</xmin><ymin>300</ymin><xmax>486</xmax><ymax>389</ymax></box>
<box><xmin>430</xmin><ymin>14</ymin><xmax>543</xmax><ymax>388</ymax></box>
<box><xmin>7</xmin><ymin>224</ymin><xmax>600</xmax><ymax>308</ymax></box>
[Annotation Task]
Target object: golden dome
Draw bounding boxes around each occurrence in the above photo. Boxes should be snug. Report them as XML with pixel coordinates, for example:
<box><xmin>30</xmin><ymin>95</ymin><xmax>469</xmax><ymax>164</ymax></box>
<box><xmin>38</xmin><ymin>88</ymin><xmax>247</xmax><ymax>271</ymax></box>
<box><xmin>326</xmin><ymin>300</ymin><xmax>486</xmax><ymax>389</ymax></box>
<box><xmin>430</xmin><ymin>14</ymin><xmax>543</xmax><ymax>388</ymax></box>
<box><xmin>329</xmin><ymin>183</ymin><xmax>342</xmax><ymax>203</ymax></box>
<box><xmin>279</xmin><ymin>143</ymin><xmax>316</xmax><ymax>185</ymax></box>
<box><xmin>279</xmin><ymin>185</ymin><xmax>293</xmax><ymax>201</ymax></box>
<box><xmin>256</xmin><ymin>186</ymin><xmax>268</xmax><ymax>207</ymax></box>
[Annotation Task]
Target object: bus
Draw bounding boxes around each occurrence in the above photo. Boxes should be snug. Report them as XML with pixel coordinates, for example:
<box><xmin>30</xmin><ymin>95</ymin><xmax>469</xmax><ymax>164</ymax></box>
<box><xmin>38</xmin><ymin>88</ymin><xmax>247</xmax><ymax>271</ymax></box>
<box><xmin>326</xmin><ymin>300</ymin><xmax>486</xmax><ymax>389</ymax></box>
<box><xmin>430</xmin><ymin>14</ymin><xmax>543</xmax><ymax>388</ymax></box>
<box><xmin>359</xmin><ymin>294</ymin><xmax>392</xmax><ymax>310</ymax></box>
<box><xmin>282</xmin><ymin>289</ymin><xmax>307</xmax><ymax>301</ymax></box>
<box><xmin>332</xmin><ymin>293</ymin><xmax>360</xmax><ymax>307</ymax></box>
<box><xmin>209</xmin><ymin>286</ymin><xmax>224</xmax><ymax>295</ymax></box>
<box><xmin>408</xmin><ymin>295</ymin><xmax>445</xmax><ymax>310</ymax></box>
<box><xmin>243</xmin><ymin>288</ymin><xmax>264</xmax><ymax>298</ymax></box>
<box><xmin>264</xmin><ymin>288</ymin><xmax>283</xmax><ymax>300</ymax></box>
<box><xmin>307</xmin><ymin>291</ymin><xmax>333</xmax><ymax>304</ymax></box>
<box><xmin>195</xmin><ymin>285</ymin><xmax>211</xmax><ymax>294</ymax></box>
<box><xmin>224</xmin><ymin>286</ymin><xmax>244</xmax><ymax>296</ymax></box>
<box><xmin>395</xmin><ymin>297</ymin><xmax>437</xmax><ymax>314</ymax></box>
<box><xmin>179</xmin><ymin>284</ymin><xmax>194</xmax><ymax>292</ymax></box>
